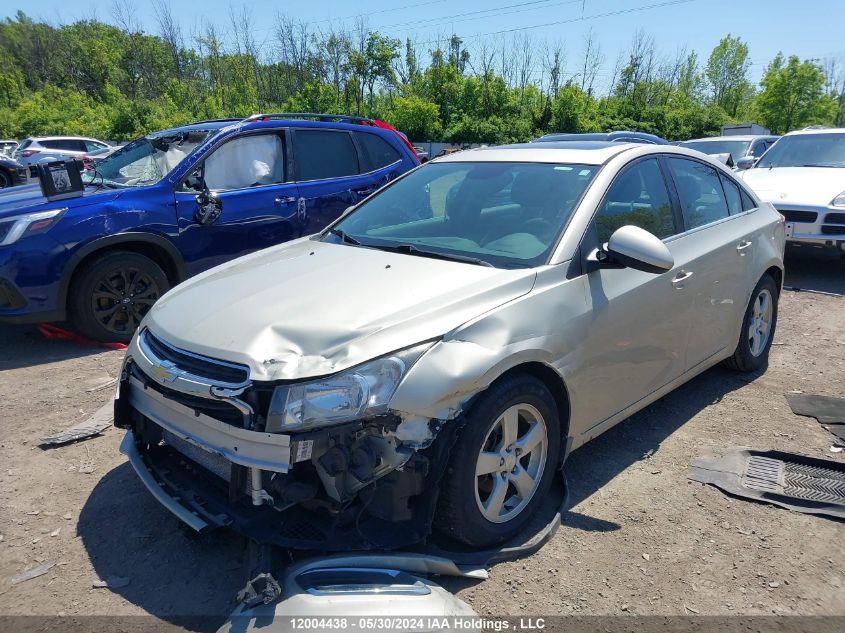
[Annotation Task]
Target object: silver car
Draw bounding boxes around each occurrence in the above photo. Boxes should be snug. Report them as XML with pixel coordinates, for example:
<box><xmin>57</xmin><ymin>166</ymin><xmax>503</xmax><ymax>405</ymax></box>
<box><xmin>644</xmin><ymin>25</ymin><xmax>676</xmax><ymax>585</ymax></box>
<box><xmin>115</xmin><ymin>142</ymin><xmax>785</xmax><ymax>550</ymax></box>
<box><xmin>14</xmin><ymin>136</ymin><xmax>110</xmax><ymax>176</ymax></box>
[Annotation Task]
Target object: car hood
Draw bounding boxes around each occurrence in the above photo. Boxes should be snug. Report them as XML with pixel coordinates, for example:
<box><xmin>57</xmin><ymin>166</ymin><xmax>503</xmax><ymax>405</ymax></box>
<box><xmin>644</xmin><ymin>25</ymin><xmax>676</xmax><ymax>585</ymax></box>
<box><xmin>739</xmin><ymin>167</ymin><xmax>845</xmax><ymax>206</ymax></box>
<box><xmin>0</xmin><ymin>183</ymin><xmax>113</xmax><ymax>219</ymax></box>
<box><xmin>144</xmin><ymin>239</ymin><xmax>537</xmax><ymax>382</ymax></box>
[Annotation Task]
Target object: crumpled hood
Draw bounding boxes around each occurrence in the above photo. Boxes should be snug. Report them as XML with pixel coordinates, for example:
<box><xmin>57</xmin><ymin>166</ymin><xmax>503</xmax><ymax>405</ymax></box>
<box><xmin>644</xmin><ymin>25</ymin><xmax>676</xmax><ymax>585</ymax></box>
<box><xmin>740</xmin><ymin>167</ymin><xmax>845</xmax><ymax>206</ymax></box>
<box><xmin>0</xmin><ymin>183</ymin><xmax>110</xmax><ymax>218</ymax></box>
<box><xmin>144</xmin><ymin>239</ymin><xmax>537</xmax><ymax>381</ymax></box>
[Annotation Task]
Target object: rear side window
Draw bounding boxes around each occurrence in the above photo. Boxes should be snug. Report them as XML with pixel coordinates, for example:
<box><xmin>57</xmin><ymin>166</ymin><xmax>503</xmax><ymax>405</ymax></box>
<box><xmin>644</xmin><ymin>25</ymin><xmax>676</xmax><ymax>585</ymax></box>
<box><xmin>42</xmin><ymin>139</ymin><xmax>85</xmax><ymax>151</ymax></box>
<box><xmin>356</xmin><ymin>132</ymin><xmax>401</xmax><ymax>171</ymax></box>
<box><xmin>595</xmin><ymin>158</ymin><xmax>675</xmax><ymax>243</ymax></box>
<box><xmin>294</xmin><ymin>130</ymin><xmax>359</xmax><ymax>181</ymax></box>
<box><xmin>720</xmin><ymin>175</ymin><xmax>744</xmax><ymax>215</ymax></box>
<box><xmin>667</xmin><ymin>157</ymin><xmax>730</xmax><ymax>230</ymax></box>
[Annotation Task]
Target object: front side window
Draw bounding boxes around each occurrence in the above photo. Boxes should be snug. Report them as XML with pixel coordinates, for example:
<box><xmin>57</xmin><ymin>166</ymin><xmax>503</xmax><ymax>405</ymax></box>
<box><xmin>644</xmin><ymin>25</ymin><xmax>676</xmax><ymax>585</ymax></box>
<box><xmin>594</xmin><ymin>158</ymin><xmax>675</xmax><ymax>244</ymax></box>
<box><xmin>668</xmin><ymin>157</ymin><xmax>730</xmax><ymax>229</ymax></box>
<box><xmin>202</xmin><ymin>133</ymin><xmax>285</xmax><ymax>191</ymax></box>
<box><xmin>294</xmin><ymin>130</ymin><xmax>359</xmax><ymax>181</ymax></box>
<box><xmin>756</xmin><ymin>133</ymin><xmax>845</xmax><ymax>168</ymax></box>
<box><xmin>83</xmin><ymin>130</ymin><xmax>211</xmax><ymax>188</ymax></box>
<box><xmin>327</xmin><ymin>161</ymin><xmax>599</xmax><ymax>268</ymax></box>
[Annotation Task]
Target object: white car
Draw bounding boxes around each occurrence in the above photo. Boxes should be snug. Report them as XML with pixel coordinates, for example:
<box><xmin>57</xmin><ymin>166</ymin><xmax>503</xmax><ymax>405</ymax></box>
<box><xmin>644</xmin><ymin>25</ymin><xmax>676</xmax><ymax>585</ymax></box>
<box><xmin>739</xmin><ymin>127</ymin><xmax>845</xmax><ymax>255</ymax></box>
<box><xmin>14</xmin><ymin>136</ymin><xmax>111</xmax><ymax>176</ymax></box>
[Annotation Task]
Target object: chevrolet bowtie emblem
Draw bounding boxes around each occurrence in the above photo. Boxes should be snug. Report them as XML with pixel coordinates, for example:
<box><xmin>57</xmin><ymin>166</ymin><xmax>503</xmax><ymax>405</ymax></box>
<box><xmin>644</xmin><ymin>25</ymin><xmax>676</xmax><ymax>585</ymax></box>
<box><xmin>151</xmin><ymin>361</ymin><xmax>177</xmax><ymax>383</ymax></box>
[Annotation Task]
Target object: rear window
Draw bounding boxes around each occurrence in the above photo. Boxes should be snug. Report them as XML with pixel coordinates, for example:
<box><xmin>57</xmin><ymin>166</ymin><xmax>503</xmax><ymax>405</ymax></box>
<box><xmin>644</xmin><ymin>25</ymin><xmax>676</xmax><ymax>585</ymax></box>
<box><xmin>293</xmin><ymin>130</ymin><xmax>359</xmax><ymax>181</ymax></box>
<box><xmin>356</xmin><ymin>132</ymin><xmax>402</xmax><ymax>171</ymax></box>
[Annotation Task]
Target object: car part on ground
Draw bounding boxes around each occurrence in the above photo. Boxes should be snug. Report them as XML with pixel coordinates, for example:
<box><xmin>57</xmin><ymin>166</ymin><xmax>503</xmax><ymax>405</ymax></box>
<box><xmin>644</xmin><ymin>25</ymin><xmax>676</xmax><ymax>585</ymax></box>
<box><xmin>220</xmin><ymin>554</ymin><xmax>479</xmax><ymax>633</ymax></box>
<box><xmin>0</xmin><ymin>113</ymin><xmax>419</xmax><ymax>340</ymax></box>
<box><xmin>40</xmin><ymin>402</ymin><xmax>113</xmax><ymax>446</ymax></box>
<box><xmin>115</xmin><ymin>141</ymin><xmax>785</xmax><ymax>551</ymax></box>
<box><xmin>687</xmin><ymin>448</ymin><xmax>845</xmax><ymax>519</ymax></box>
<box><xmin>786</xmin><ymin>393</ymin><xmax>845</xmax><ymax>444</ymax></box>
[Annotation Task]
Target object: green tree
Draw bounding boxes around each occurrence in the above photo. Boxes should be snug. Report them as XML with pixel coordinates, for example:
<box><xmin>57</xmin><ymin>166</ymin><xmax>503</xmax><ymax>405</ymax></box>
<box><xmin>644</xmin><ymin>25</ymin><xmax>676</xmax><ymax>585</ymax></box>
<box><xmin>705</xmin><ymin>35</ymin><xmax>753</xmax><ymax>116</ymax></box>
<box><xmin>385</xmin><ymin>95</ymin><xmax>442</xmax><ymax>140</ymax></box>
<box><xmin>754</xmin><ymin>54</ymin><xmax>837</xmax><ymax>133</ymax></box>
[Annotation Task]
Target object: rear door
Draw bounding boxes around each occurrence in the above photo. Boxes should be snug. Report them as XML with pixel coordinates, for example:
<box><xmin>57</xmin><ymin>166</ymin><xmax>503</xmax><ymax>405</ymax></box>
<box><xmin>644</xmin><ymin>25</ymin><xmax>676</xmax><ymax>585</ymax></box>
<box><xmin>174</xmin><ymin>129</ymin><xmax>301</xmax><ymax>274</ymax></box>
<box><xmin>664</xmin><ymin>156</ymin><xmax>755</xmax><ymax>369</ymax></box>
<box><xmin>569</xmin><ymin>157</ymin><xmax>696</xmax><ymax>430</ymax></box>
<box><xmin>290</xmin><ymin>128</ymin><xmax>402</xmax><ymax>234</ymax></box>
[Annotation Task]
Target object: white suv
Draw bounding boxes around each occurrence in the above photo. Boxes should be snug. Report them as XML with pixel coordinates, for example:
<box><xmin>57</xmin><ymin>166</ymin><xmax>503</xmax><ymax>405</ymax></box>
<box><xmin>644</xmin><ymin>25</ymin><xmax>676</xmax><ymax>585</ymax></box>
<box><xmin>739</xmin><ymin>127</ymin><xmax>845</xmax><ymax>255</ymax></box>
<box><xmin>14</xmin><ymin>136</ymin><xmax>110</xmax><ymax>176</ymax></box>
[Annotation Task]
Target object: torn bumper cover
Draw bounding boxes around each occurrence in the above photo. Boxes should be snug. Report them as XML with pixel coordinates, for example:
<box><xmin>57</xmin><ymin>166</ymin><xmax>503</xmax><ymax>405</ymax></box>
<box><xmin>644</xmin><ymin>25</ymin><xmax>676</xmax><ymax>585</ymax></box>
<box><xmin>115</xmin><ymin>342</ymin><xmax>458</xmax><ymax>550</ymax></box>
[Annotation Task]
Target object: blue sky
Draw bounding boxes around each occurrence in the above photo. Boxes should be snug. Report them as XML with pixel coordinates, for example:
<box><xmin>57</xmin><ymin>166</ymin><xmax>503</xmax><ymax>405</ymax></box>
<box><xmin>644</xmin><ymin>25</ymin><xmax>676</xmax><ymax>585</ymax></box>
<box><xmin>4</xmin><ymin>0</ymin><xmax>844</xmax><ymax>92</ymax></box>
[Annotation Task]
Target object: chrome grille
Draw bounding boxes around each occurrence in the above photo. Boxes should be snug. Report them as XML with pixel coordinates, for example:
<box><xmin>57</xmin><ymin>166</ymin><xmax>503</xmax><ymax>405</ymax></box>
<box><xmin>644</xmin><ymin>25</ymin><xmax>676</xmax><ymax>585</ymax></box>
<box><xmin>141</xmin><ymin>329</ymin><xmax>249</xmax><ymax>386</ymax></box>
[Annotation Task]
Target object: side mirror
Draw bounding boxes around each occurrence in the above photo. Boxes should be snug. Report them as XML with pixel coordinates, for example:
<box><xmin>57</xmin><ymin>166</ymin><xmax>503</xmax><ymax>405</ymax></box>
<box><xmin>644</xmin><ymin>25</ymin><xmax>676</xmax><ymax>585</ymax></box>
<box><xmin>194</xmin><ymin>190</ymin><xmax>222</xmax><ymax>225</ymax></box>
<box><xmin>735</xmin><ymin>156</ymin><xmax>756</xmax><ymax>171</ymax></box>
<box><xmin>604</xmin><ymin>225</ymin><xmax>674</xmax><ymax>274</ymax></box>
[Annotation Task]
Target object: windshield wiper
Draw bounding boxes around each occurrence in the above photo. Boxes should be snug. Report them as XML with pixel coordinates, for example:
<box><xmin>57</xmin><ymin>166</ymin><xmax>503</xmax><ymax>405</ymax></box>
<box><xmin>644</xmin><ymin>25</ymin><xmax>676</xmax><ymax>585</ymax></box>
<box><xmin>329</xmin><ymin>228</ymin><xmax>361</xmax><ymax>245</ymax></box>
<box><xmin>387</xmin><ymin>243</ymin><xmax>494</xmax><ymax>267</ymax></box>
<box><xmin>802</xmin><ymin>163</ymin><xmax>845</xmax><ymax>168</ymax></box>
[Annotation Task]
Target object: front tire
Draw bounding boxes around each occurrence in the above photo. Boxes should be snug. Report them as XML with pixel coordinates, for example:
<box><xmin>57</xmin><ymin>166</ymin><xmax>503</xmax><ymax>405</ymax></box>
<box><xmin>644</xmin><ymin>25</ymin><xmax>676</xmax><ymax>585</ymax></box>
<box><xmin>435</xmin><ymin>374</ymin><xmax>561</xmax><ymax>547</ymax></box>
<box><xmin>69</xmin><ymin>251</ymin><xmax>169</xmax><ymax>343</ymax></box>
<box><xmin>0</xmin><ymin>170</ymin><xmax>11</xmax><ymax>188</ymax></box>
<box><xmin>722</xmin><ymin>274</ymin><xmax>779</xmax><ymax>372</ymax></box>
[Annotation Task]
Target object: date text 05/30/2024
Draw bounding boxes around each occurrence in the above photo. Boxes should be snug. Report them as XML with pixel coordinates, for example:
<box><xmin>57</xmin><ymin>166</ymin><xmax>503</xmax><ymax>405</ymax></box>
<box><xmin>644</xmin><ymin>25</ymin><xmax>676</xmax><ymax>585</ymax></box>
<box><xmin>287</xmin><ymin>617</ymin><xmax>546</xmax><ymax>631</ymax></box>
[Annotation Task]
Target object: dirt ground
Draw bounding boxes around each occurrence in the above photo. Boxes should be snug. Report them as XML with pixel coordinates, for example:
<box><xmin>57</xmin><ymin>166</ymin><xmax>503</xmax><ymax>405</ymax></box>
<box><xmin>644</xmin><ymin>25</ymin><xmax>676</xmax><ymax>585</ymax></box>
<box><xmin>0</xmin><ymin>246</ymin><xmax>843</xmax><ymax>626</ymax></box>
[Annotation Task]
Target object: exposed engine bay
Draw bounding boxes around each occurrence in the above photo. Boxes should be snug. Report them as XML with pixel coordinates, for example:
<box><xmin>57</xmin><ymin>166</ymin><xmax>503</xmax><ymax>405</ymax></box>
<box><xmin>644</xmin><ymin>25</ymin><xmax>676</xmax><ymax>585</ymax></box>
<box><xmin>116</xmin><ymin>355</ymin><xmax>461</xmax><ymax>550</ymax></box>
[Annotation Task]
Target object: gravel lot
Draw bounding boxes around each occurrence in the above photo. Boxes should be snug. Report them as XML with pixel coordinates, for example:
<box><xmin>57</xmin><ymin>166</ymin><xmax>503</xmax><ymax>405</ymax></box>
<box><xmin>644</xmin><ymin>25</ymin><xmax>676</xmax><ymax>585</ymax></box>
<box><xmin>0</xmin><ymin>246</ymin><xmax>843</xmax><ymax>627</ymax></box>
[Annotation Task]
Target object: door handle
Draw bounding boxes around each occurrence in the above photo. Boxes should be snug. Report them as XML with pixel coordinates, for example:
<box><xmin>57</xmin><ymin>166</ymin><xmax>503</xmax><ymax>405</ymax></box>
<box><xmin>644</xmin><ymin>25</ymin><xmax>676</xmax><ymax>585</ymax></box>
<box><xmin>672</xmin><ymin>271</ymin><xmax>694</xmax><ymax>288</ymax></box>
<box><xmin>354</xmin><ymin>187</ymin><xmax>376</xmax><ymax>197</ymax></box>
<box><xmin>736</xmin><ymin>240</ymin><xmax>752</xmax><ymax>252</ymax></box>
<box><xmin>275</xmin><ymin>196</ymin><xmax>296</xmax><ymax>206</ymax></box>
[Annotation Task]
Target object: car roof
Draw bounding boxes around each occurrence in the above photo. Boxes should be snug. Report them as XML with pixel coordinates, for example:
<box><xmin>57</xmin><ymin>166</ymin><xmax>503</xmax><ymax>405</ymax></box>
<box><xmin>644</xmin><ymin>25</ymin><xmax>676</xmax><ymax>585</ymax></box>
<box><xmin>783</xmin><ymin>127</ymin><xmax>845</xmax><ymax>136</ymax></box>
<box><xmin>149</xmin><ymin>120</ymin><xmax>236</xmax><ymax>137</ymax></box>
<box><xmin>29</xmin><ymin>136</ymin><xmax>105</xmax><ymax>142</ymax></box>
<box><xmin>681</xmin><ymin>135</ymin><xmax>777</xmax><ymax>142</ymax></box>
<box><xmin>432</xmin><ymin>141</ymin><xmax>636</xmax><ymax>165</ymax></box>
<box><xmin>536</xmin><ymin>131</ymin><xmax>668</xmax><ymax>144</ymax></box>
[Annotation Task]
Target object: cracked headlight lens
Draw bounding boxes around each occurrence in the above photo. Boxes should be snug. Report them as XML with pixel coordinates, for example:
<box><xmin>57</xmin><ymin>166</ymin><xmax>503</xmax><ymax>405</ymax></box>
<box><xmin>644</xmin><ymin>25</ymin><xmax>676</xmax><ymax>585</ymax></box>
<box><xmin>267</xmin><ymin>342</ymin><xmax>433</xmax><ymax>431</ymax></box>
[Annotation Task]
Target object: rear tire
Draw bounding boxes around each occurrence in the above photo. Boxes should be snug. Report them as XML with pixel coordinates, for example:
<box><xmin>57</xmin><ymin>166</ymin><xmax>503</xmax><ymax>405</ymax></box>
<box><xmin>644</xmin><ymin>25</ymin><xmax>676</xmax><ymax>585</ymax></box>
<box><xmin>435</xmin><ymin>374</ymin><xmax>561</xmax><ymax>547</ymax></box>
<box><xmin>0</xmin><ymin>170</ymin><xmax>11</xmax><ymax>188</ymax></box>
<box><xmin>722</xmin><ymin>274</ymin><xmax>778</xmax><ymax>372</ymax></box>
<box><xmin>69</xmin><ymin>251</ymin><xmax>169</xmax><ymax>343</ymax></box>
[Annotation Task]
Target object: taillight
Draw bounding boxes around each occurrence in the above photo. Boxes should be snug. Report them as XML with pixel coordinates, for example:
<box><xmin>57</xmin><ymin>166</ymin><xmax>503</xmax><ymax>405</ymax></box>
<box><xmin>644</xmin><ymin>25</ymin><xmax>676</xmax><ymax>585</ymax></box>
<box><xmin>373</xmin><ymin>120</ymin><xmax>420</xmax><ymax>162</ymax></box>
<box><xmin>21</xmin><ymin>149</ymin><xmax>40</xmax><ymax>158</ymax></box>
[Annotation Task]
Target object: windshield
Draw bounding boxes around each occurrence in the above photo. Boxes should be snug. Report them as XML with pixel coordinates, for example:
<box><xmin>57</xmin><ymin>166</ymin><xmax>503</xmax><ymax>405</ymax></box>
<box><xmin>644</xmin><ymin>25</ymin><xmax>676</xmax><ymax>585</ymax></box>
<box><xmin>756</xmin><ymin>133</ymin><xmax>845</xmax><ymax>168</ymax></box>
<box><xmin>680</xmin><ymin>139</ymin><xmax>750</xmax><ymax>161</ymax></box>
<box><xmin>326</xmin><ymin>161</ymin><xmax>599</xmax><ymax>268</ymax></box>
<box><xmin>82</xmin><ymin>130</ymin><xmax>211</xmax><ymax>187</ymax></box>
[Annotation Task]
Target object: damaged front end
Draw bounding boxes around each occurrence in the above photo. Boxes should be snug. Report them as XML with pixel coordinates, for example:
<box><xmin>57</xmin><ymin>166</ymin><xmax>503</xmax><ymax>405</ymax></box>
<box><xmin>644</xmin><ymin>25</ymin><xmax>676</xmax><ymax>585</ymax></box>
<box><xmin>116</xmin><ymin>327</ymin><xmax>460</xmax><ymax>550</ymax></box>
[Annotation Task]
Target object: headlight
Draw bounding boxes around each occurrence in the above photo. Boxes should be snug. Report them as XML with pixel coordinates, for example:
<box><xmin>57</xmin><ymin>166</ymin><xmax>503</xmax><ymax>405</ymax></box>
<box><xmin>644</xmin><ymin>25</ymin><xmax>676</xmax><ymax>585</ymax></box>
<box><xmin>832</xmin><ymin>191</ymin><xmax>845</xmax><ymax>207</ymax></box>
<box><xmin>0</xmin><ymin>208</ymin><xmax>66</xmax><ymax>246</ymax></box>
<box><xmin>266</xmin><ymin>343</ymin><xmax>433</xmax><ymax>432</ymax></box>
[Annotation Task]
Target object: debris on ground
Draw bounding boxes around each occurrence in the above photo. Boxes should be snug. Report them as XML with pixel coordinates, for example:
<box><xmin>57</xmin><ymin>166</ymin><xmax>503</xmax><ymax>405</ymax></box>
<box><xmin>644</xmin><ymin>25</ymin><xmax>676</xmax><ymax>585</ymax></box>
<box><xmin>36</xmin><ymin>323</ymin><xmax>128</xmax><ymax>351</ymax></box>
<box><xmin>688</xmin><ymin>448</ymin><xmax>845</xmax><ymax>519</ymax></box>
<box><xmin>92</xmin><ymin>576</ymin><xmax>130</xmax><ymax>589</ymax></box>
<box><xmin>10</xmin><ymin>560</ymin><xmax>56</xmax><ymax>585</ymax></box>
<box><xmin>785</xmin><ymin>392</ymin><xmax>845</xmax><ymax>445</ymax></box>
<box><xmin>39</xmin><ymin>403</ymin><xmax>113</xmax><ymax>447</ymax></box>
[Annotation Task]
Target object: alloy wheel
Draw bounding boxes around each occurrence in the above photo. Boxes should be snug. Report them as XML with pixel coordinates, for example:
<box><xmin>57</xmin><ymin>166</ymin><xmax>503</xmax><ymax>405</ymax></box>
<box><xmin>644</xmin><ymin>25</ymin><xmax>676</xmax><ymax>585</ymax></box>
<box><xmin>90</xmin><ymin>266</ymin><xmax>161</xmax><ymax>336</ymax></box>
<box><xmin>474</xmin><ymin>403</ymin><xmax>549</xmax><ymax>524</ymax></box>
<box><xmin>748</xmin><ymin>288</ymin><xmax>773</xmax><ymax>357</ymax></box>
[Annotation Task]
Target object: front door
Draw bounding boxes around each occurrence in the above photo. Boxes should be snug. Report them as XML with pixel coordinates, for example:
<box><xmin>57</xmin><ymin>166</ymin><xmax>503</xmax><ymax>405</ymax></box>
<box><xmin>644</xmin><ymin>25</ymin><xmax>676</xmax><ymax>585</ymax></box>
<box><xmin>174</xmin><ymin>131</ymin><xmax>301</xmax><ymax>274</ymax></box>
<box><xmin>568</xmin><ymin>157</ymin><xmax>696</xmax><ymax>436</ymax></box>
